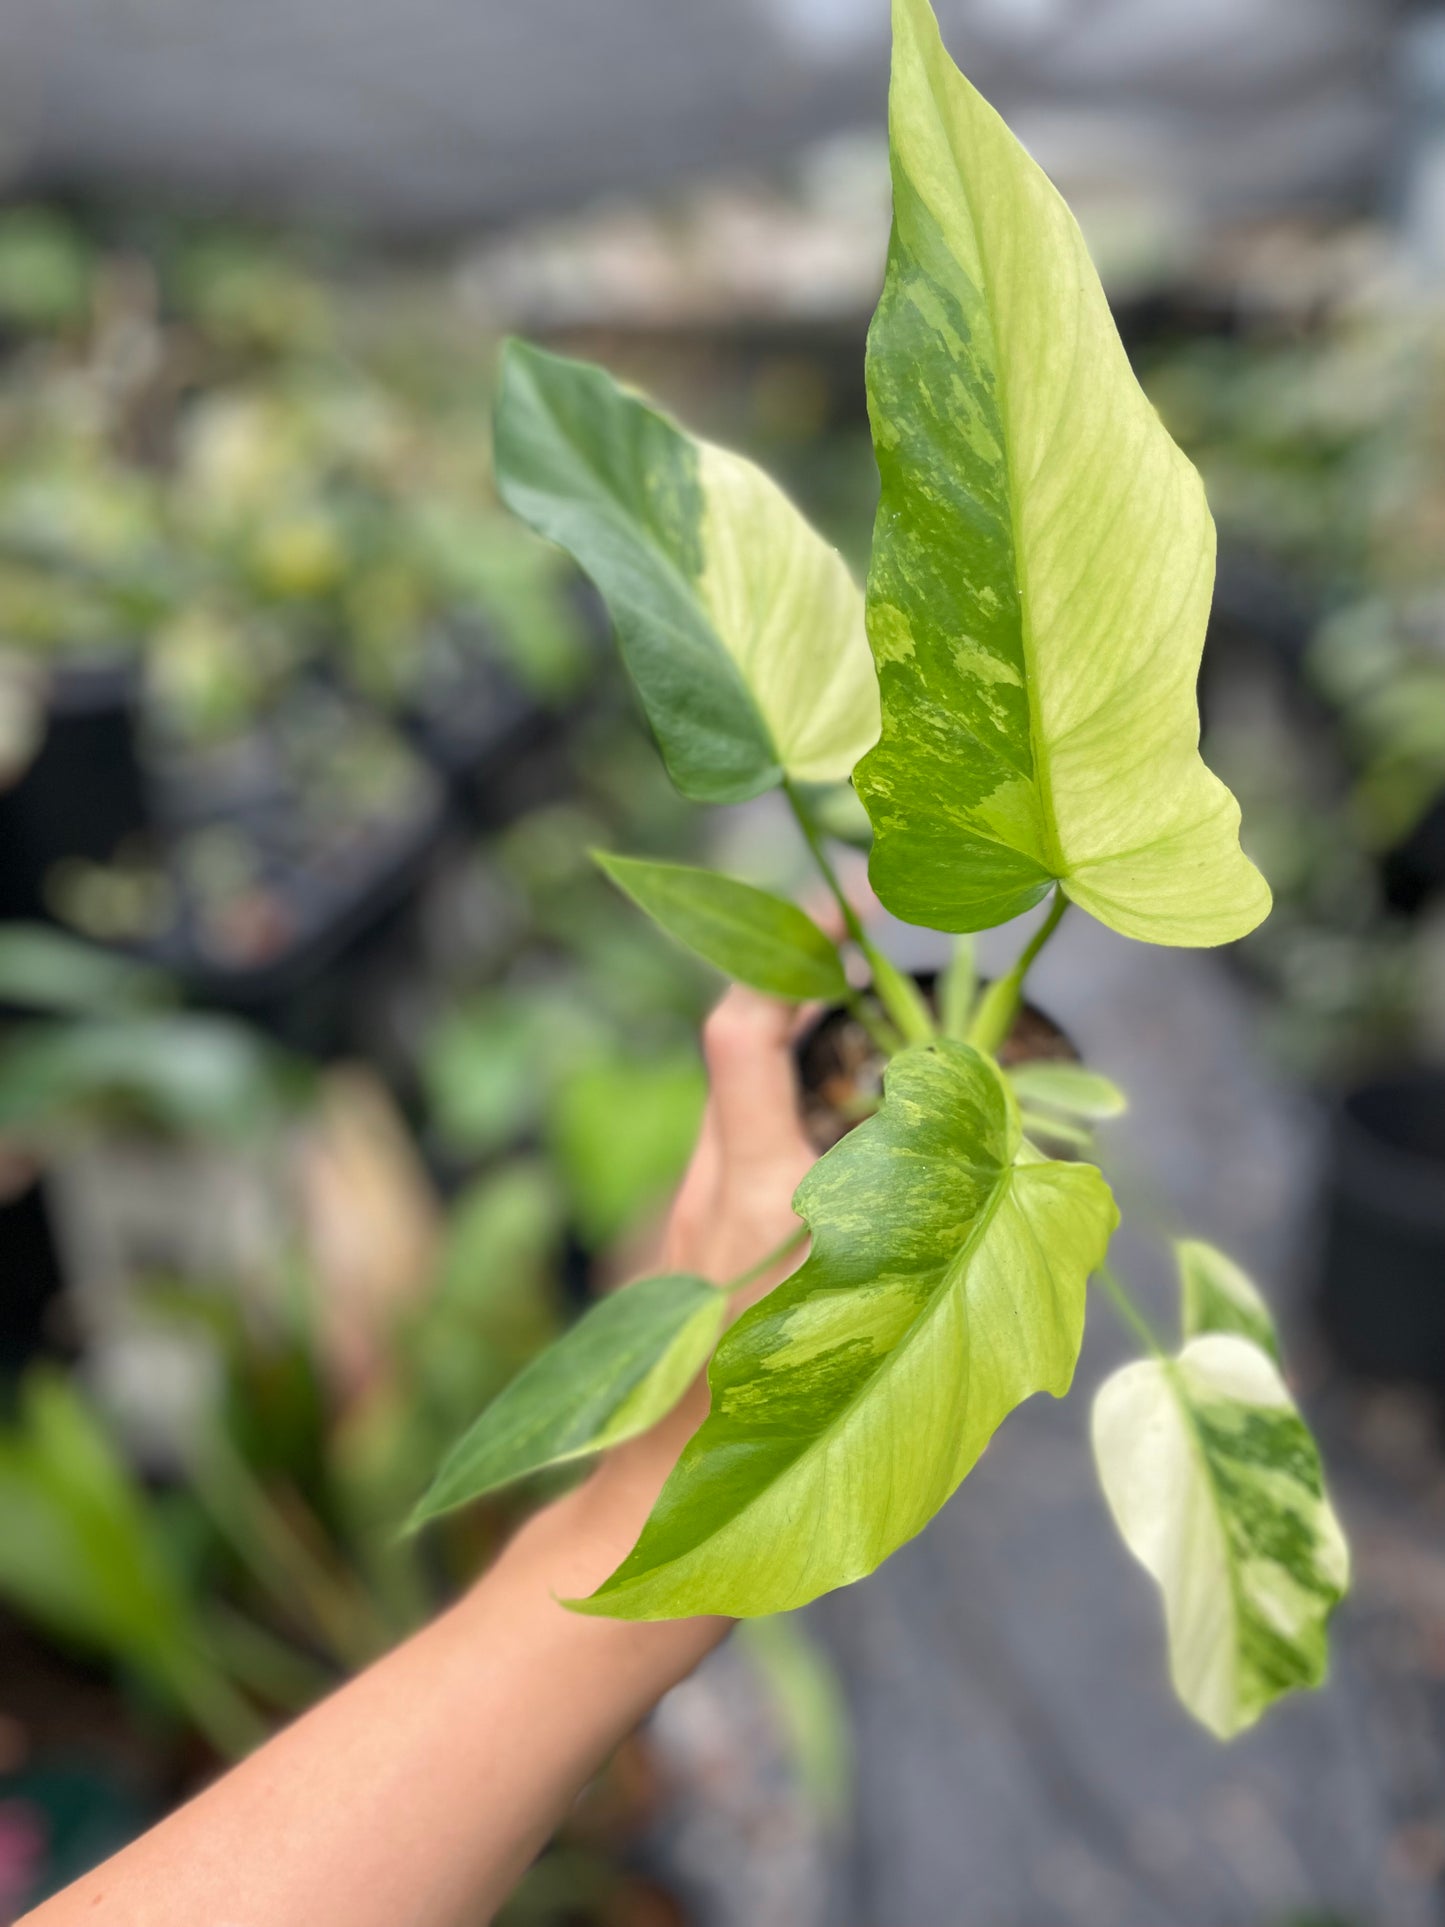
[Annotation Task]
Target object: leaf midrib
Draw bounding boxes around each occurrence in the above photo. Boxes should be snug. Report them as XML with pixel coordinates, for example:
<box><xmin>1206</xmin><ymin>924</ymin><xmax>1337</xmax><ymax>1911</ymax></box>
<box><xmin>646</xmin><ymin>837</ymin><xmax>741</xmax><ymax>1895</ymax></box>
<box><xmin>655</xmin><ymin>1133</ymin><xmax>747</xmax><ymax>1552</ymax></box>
<box><xmin>911</xmin><ymin>45</ymin><xmax>1066</xmax><ymax>882</ymax></box>
<box><xmin>606</xmin><ymin>1140</ymin><xmax>1022</xmax><ymax>1596</ymax></box>
<box><xmin>525</xmin><ymin>366</ymin><xmax>779</xmax><ymax>765</ymax></box>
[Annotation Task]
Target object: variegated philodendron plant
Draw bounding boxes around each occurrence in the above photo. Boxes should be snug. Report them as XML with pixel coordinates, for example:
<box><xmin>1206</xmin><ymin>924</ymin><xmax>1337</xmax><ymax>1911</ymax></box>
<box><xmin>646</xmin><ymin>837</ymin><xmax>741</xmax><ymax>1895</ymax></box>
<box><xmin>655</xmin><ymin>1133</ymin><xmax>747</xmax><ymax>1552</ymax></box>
<box><xmin>415</xmin><ymin>0</ymin><xmax>1348</xmax><ymax>1740</ymax></box>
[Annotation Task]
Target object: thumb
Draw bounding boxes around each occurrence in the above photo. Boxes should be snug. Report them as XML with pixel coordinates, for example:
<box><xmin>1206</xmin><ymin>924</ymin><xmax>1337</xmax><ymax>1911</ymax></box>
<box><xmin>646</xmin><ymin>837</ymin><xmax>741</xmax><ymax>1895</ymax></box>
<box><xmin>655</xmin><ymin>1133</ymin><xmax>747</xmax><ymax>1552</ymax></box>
<box><xmin>701</xmin><ymin>987</ymin><xmax>812</xmax><ymax>1179</ymax></box>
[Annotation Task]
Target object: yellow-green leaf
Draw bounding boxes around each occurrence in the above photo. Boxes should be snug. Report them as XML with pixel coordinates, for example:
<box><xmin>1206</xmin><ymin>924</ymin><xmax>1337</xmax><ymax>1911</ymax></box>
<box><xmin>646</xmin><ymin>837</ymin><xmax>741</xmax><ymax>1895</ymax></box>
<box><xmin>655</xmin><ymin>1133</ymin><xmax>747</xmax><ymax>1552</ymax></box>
<box><xmin>858</xmin><ymin>0</ymin><xmax>1271</xmax><ymax>946</ymax></box>
<box><xmin>575</xmin><ymin>1041</ymin><xmax>1116</xmax><ymax>1618</ymax></box>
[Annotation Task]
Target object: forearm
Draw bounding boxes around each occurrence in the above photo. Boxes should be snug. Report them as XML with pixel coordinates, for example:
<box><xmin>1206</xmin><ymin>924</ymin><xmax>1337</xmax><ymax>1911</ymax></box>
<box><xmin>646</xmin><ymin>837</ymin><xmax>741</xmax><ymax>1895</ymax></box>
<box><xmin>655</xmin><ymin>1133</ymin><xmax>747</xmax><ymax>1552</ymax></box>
<box><xmin>24</xmin><ymin>1445</ymin><xmax>727</xmax><ymax>1927</ymax></box>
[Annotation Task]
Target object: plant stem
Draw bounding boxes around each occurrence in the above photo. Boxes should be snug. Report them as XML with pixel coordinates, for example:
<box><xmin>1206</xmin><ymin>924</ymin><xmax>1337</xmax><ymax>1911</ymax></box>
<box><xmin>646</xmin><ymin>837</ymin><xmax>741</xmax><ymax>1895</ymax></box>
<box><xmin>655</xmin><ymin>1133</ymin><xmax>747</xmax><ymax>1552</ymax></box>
<box><xmin>782</xmin><ymin>780</ymin><xmax>921</xmax><ymax>1047</ymax></box>
<box><xmin>783</xmin><ymin>778</ymin><xmax>868</xmax><ymax>949</ymax></box>
<box><xmin>1095</xmin><ymin>1263</ymin><xmax>1166</xmax><ymax>1358</ymax></box>
<box><xmin>966</xmin><ymin>888</ymin><xmax>1068</xmax><ymax>1054</ymax></box>
<box><xmin>841</xmin><ymin>984</ymin><xmax>903</xmax><ymax>1055</ymax></box>
<box><xmin>725</xmin><ymin>1225</ymin><xmax>809</xmax><ymax>1294</ymax></box>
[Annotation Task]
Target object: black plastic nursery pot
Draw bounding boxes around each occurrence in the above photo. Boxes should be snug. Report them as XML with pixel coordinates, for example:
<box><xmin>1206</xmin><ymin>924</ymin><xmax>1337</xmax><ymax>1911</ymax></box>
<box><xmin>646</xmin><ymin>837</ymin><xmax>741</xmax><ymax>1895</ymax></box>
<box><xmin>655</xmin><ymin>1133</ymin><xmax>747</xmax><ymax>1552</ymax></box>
<box><xmin>794</xmin><ymin>973</ymin><xmax>1077</xmax><ymax>1153</ymax></box>
<box><xmin>0</xmin><ymin>659</ymin><xmax>149</xmax><ymax>922</ymax></box>
<box><xmin>0</xmin><ymin>1174</ymin><xmax>66</xmax><ymax>1375</ymax></box>
<box><xmin>1316</xmin><ymin>1064</ymin><xmax>1445</xmax><ymax>1390</ymax></box>
<box><xmin>1381</xmin><ymin>792</ymin><xmax>1445</xmax><ymax>917</ymax></box>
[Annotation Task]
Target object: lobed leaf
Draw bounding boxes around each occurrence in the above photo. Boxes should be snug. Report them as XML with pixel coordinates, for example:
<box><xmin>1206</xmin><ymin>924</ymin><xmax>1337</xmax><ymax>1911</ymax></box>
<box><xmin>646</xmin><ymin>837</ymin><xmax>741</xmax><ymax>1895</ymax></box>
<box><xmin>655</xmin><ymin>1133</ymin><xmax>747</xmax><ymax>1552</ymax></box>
<box><xmin>412</xmin><ymin>1273</ymin><xmax>726</xmax><ymax>1522</ymax></box>
<box><xmin>1092</xmin><ymin>1333</ymin><xmax>1348</xmax><ymax>1738</ymax></box>
<box><xmin>858</xmin><ymin>0</ymin><xmax>1271</xmax><ymax>946</ymax></box>
<box><xmin>575</xmin><ymin>1040</ymin><xmax>1117</xmax><ymax>1618</ymax></box>
<box><xmin>1177</xmin><ymin>1237</ymin><xmax>1281</xmax><ymax>1364</ymax></box>
<box><xmin>594</xmin><ymin>851</ymin><xmax>848</xmax><ymax>1001</ymax></box>
<box><xmin>494</xmin><ymin>340</ymin><xmax>878</xmax><ymax>803</ymax></box>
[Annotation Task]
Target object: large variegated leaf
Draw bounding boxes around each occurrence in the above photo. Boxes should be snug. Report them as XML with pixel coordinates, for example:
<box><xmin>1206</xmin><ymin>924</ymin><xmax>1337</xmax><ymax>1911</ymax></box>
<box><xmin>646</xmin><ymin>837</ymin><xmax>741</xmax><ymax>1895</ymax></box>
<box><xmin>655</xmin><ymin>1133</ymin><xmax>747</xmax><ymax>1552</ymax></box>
<box><xmin>1177</xmin><ymin>1237</ymin><xmax>1280</xmax><ymax>1364</ymax></box>
<box><xmin>858</xmin><ymin>0</ymin><xmax>1271</xmax><ymax>945</ymax></box>
<box><xmin>575</xmin><ymin>1040</ymin><xmax>1117</xmax><ymax>1618</ymax></box>
<box><xmin>1092</xmin><ymin>1334</ymin><xmax>1349</xmax><ymax>1739</ymax></box>
<box><xmin>495</xmin><ymin>340</ymin><xmax>878</xmax><ymax>803</ymax></box>
<box><xmin>412</xmin><ymin>1273</ymin><xmax>725</xmax><ymax>1523</ymax></box>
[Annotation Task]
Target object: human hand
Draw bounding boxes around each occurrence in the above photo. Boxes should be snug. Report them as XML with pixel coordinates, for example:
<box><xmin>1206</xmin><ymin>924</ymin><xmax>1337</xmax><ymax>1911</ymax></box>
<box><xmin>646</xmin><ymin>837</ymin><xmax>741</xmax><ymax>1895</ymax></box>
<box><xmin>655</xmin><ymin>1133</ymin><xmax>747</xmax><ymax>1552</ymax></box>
<box><xmin>576</xmin><ymin>985</ymin><xmax>817</xmax><ymax>1558</ymax></box>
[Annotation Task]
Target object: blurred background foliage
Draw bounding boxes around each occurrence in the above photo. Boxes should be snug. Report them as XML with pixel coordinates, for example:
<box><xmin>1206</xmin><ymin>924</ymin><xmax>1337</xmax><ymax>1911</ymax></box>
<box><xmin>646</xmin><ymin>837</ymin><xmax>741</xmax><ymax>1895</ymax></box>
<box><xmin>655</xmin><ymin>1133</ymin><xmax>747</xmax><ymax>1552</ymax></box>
<box><xmin>0</xmin><ymin>4</ymin><xmax>1441</xmax><ymax>1918</ymax></box>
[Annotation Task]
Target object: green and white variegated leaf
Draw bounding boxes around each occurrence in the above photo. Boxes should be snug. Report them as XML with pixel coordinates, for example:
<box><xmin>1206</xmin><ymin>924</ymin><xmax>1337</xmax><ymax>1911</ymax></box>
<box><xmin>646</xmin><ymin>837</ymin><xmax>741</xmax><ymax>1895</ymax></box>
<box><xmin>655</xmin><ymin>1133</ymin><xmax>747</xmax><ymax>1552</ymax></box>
<box><xmin>1177</xmin><ymin>1238</ymin><xmax>1280</xmax><ymax>1365</ymax></box>
<box><xmin>1092</xmin><ymin>1333</ymin><xmax>1349</xmax><ymax>1739</ymax></box>
<box><xmin>412</xmin><ymin>1273</ymin><xmax>725</xmax><ymax>1523</ymax></box>
<box><xmin>495</xmin><ymin>340</ymin><xmax>878</xmax><ymax>803</ymax></box>
<box><xmin>858</xmin><ymin>0</ymin><xmax>1271</xmax><ymax>946</ymax></box>
<box><xmin>594</xmin><ymin>852</ymin><xmax>848</xmax><ymax>1002</ymax></box>
<box><xmin>575</xmin><ymin>1040</ymin><xmax>1117</xmax><ymax>1619</ymax></box>
<box><xmin>1007</xmin><ymin>1062</ymin><xmax>1127</xmax><ymax>1121</ymax></box>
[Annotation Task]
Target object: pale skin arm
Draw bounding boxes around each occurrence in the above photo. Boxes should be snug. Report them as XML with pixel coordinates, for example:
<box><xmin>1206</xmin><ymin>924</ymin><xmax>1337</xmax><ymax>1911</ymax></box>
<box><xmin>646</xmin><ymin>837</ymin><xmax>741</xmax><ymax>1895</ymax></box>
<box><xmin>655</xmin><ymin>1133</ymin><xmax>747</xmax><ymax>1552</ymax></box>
<box><xmin>24</xmin><ymin>988</ymin><xmax>816</xmax><ymax>1927</ymax></box>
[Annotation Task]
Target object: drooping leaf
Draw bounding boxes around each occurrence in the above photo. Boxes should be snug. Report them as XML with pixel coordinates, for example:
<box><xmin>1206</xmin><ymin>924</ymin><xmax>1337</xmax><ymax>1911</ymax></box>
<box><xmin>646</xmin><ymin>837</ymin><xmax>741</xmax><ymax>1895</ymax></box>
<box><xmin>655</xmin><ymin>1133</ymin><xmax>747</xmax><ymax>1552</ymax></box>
<box><xmin>494</xmin><ymin>340</ymin><xmax>879</xmax><ymax>803</ymax></box>
<box><xmin>1007</xmin><ymin>1062</ymin><xmax>1127</xmax><ymax>1121</ymax></box>
<box><xmin>412</xmin><ymin>1274</ymin><xmax>726</xmax><ymax>1522</ymax></box>
<box><xmin>594</xmin><ymin>852</ymin><xmax>848</xmax><ymax>1001</ymax></box>
<box><xmin>1092</xmin><ymin>1333</ymin><xmax>1348</xmax><ymax>1739</ymax></box>
<box><xmin>575</xmin><ymin>1040</ymin><xmax>1117</xmax><ymax>1618</ymax></box>
<box><xmin>858</xmin><ymin>0</ymin><xmax>1271</xmax><ymax>946</ymax></box>
<box><xmin>1177</xmin><ymin>1238</ymin><xmax>1280</xmax><ymax>1365</ymax></box>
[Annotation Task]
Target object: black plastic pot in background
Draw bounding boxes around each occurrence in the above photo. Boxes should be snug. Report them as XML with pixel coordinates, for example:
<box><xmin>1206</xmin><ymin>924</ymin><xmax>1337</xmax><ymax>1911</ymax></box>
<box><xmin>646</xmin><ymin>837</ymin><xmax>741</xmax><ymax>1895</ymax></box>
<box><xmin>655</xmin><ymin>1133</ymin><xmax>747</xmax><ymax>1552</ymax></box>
<box><xmin>1381</xmin><ymin>792</ymin><xmax>1445</xmax><ymax>917</ymax></box>
<box><xmin>1317</xmin><ymin>1065</ymin><xmax>1445</xmax><ymax>1390</ymax></box>
<box><xmin>0</xmin><ymin>1176</ymin><xmax>67</xmax><ymax>1375</ymax></box>
<box><xmin>0</xmin><ymin>659</ymin><xmax>149</xmax><ymax>921</ymax></box>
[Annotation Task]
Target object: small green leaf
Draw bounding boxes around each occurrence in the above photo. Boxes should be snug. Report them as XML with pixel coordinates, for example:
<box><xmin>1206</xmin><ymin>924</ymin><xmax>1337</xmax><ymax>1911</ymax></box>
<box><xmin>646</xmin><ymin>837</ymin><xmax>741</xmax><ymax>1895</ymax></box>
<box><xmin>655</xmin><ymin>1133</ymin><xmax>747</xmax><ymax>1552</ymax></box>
<box><xmin>858</xmin><ymin>0</ymin><xmax>1271</xmax><ymax>946</ymax></box>
<box><xmin>1177</xmin><ymin>1238</ymin><xmax>1280</xmax><ymax>1365</ymax></box>
<box><xmin>1018</xmin><ymin>1109</ymin><xmax>1093</xmax><ymax>1151</ymax></box>
<box><xmin>595</xmin><ymin>852</ymin><xmax>848</xmax><ymax>1001</ymax></box>
<box><xmin>1008</xmin><ymin>1063</ymin><xmax>1127</xmax><ymax>1121</ymax></box>
<box><xmin>495</xmin><ymin>340</ymin><xmax>878</xmax><ymax>804</ymax></box>
<box><xmin>575</xmin><ymin>1040</ymin><xmax>1116</xmax><ymax>1618</ymax></box>
<box><xmin>938</xmin><ymin>936</ymin><xmax>977</xmax><ymax>1038</ymax></box>
<box><xmin>1092</xmin><ymin>1333</ymin><xmax>1349</xmax><ymax>1738</ymax></box>
<box><xmin>413</xmin><ymin>1274</ymin><xmax>726</xmax><ymax>1521</ymax></box>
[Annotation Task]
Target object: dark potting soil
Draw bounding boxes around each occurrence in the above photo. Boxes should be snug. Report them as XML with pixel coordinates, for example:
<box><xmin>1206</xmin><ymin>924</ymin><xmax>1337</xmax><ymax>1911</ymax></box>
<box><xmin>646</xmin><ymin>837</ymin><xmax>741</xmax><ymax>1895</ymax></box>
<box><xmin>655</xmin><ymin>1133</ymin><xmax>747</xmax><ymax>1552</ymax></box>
<box><xmin>794</xmin><ymin>986</ymin><xmax>1078</xmax><ymax>1154</ymax></box>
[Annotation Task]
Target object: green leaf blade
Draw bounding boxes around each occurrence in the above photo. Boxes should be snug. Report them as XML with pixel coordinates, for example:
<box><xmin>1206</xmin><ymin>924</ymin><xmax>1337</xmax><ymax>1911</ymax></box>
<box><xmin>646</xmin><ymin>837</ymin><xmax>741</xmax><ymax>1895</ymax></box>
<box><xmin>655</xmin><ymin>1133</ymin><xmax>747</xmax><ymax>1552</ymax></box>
<box><xmin>595</xmin><ymin>852</ymin><xmax>848</xmax><ymax>1002</ymax></box>
<box><xmin>412</xmin><ymin>1273</ymin><xmax>725</xmax><ymax>1523</ymax></box>
<box><xmin>1092</xmin><ymin>1333</ymin><xmax>1349</xmax><ymax>1739</ymax></box>
<box><xmin>495</xmin><ymin>340</ymin><xmax>878</xmax><ymax>803</ymax></box>
<box><xmin>858</xmin><ymin>0</ymin><xmax>1270</xmax><ymax>947</ymax></box>
<box><xmin>575</xmin><ymin>1040</ymin><xmax>1117</xmax><ymax>1619</ymax></box>
<box><xmin>1177</xmin><ymin>1238</ymin><xmax>1281</xmax><ymax>1365</ymax></box>
<box><xmin>1007</xmin><ymin>1062</ymin><xmax>1127</xmax><ymax>1121</ymax></box>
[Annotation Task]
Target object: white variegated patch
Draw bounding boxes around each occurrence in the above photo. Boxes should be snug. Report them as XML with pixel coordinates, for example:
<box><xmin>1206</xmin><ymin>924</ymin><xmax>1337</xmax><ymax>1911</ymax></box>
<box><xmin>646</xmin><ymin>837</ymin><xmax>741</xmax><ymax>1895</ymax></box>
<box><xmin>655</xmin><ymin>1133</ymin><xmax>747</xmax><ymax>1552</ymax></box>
<box><xmin>1093</xmin><ymin>1333</ymin><xmax>1349</xmax><ymax>1739</ymax></box>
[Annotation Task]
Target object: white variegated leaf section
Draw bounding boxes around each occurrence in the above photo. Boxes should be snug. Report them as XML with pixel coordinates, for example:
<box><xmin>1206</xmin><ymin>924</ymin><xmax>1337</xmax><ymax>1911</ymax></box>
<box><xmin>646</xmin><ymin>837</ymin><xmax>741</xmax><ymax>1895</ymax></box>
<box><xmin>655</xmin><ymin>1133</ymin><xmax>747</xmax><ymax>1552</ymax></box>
<box><xmin>1093</xmin><ymin>1333</ymin><xmax>1348</xmax><ymax>1739</ymax></box>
